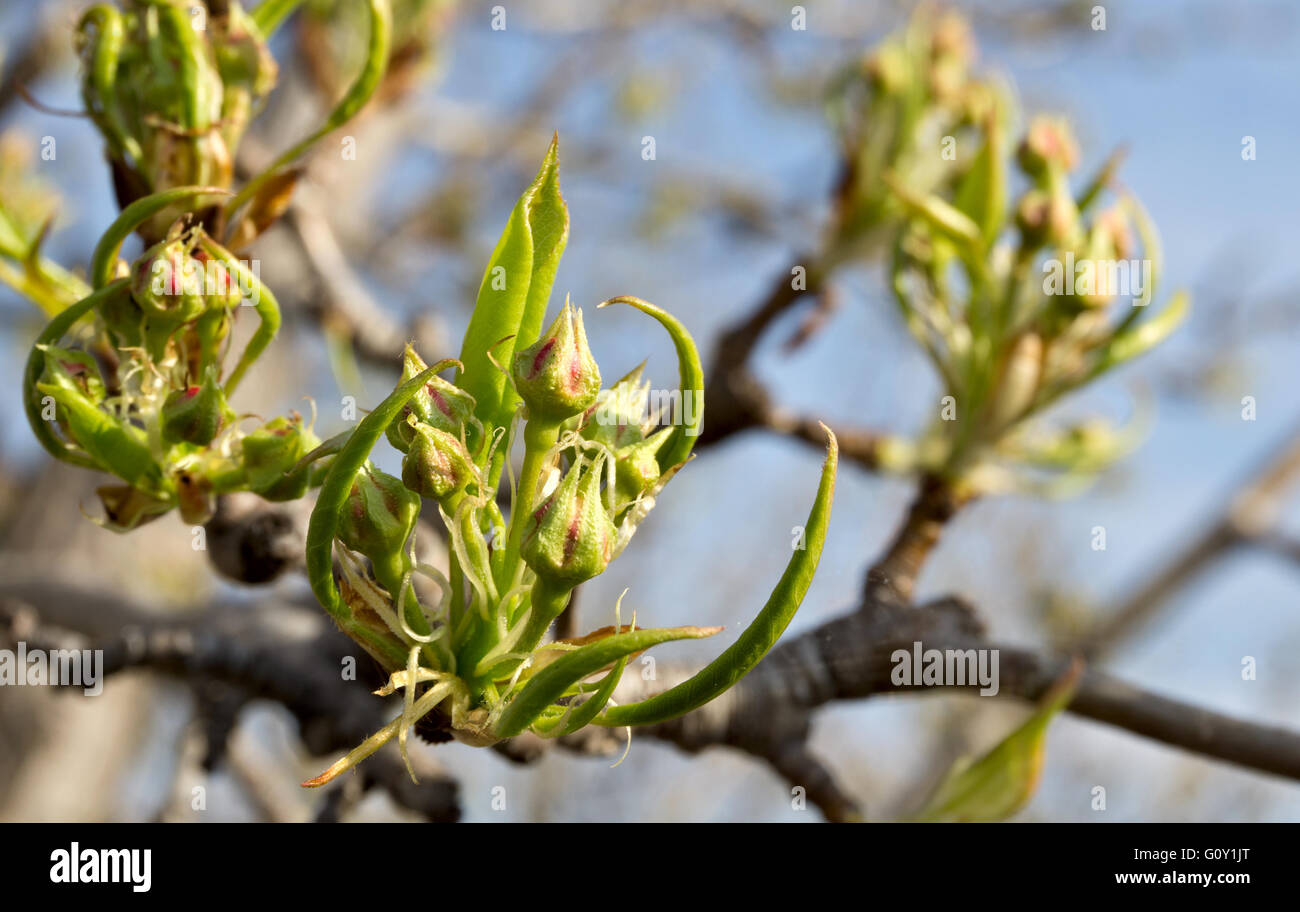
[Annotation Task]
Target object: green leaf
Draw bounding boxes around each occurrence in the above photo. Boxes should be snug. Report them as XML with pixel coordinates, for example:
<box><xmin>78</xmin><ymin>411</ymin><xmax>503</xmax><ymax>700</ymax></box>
<box><xmin>952</xmin><ymin>111</ymin><xmax>1005</xmax><ymax>249</ymax></box>
<box><xmin>36</xmin><ymin>377</ymin><xmax>161</xmax><ymax>490</ymax></box>
<box><xmin>250</xmin><ymin>0</ymin><xmax>308</xmax><ymax>36</ymax></box>
<box><xmin>23</xmin><ymin>280</ymin><xmax>129</xmax><ymax>469</ymax></box>
<box><xmin>196</xmin><ymin>237</ymin><xmax>281</xmax><ymax>394</ymax></box>
<box><xmin>884</xmin><ymin>172</ymin><xmax>981</xmax><ymax>251</ymax></box>
<box><xmin>599</xmin><ymin>427</ymin><xmax>839</xmax><ymax>728</ymax></box>
<box><xmin>908</xmin><ymin>662</ymin><xmax>1083</xmax><ymax>823</ymax></box>
<box><xmin>597</xmin><ymin>295</ymin><xmax>705</xmax><ymax>469</ymax></box>
<box><xmin>227</xmin><ymin>0</ymin><xmax>391</xmax><ymax>226</ymax></box>
<box><xmin>305</xmin><ymin>361</ymin><xmax>456</xmax><ymax>631</ymax></box>
<box><xmin>457</xmin><ymin>135</ymin><xmax>569</xmax><ymax>442</ymax></box>
<box><xmin>1097</xmin><ymin>291</ymin><xmax>1188</xmax><ymax>372</ymax></box>
<box><xmin>493</xmin><ymin>626</ymin><xmax>721</xmax><ymax>739</ymax></box>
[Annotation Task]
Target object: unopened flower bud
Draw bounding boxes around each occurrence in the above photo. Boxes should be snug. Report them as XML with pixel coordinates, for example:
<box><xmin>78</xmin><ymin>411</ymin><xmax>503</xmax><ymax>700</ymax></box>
<box><xmin>401</xmin><ymin>420</ymin><xmax>479</xmax><ymax>502</ymax></box>
<box><xmin>161</xmin><ymin>366</ymin><xmax>232</xmax><ymax>446</ymax></box>
<box><xmin>385</xmin><ymin>345</ymin><xmax>476</xmax><ymax>452</ymax></box>
<box><xmin>194</xmin><ymin>247</ymin><xmax>245</xmax><ymax>311</ymax></box>
<box><xmin>241</xmin><ymin>413</ymin><xmax>320</xmax><ymax>501</ymax></box>
<box><xmin>1015</xmin><ymin>191</ymin><xmax>1052</xmax><ymax>246</ymax></box>
<box><xmin>574</xmin><ymin>362</ymin><xmax>652</xmax><ymax>450</ymax></box>
<box><xmin>512</xmin><ymin>299</ymin><xmax>601</xmax><ymax>423</ymax></box>
<box><xmin>521</xmin><ymin>458</ymin><xmax>616</xmax><ymax>585</ymax></box>
<box><xmin>131</xmin><ymin>237</ymin><xmax>208</xmax><ymax>324</ymax></box>
<box><xmin>1017</xmin><ymin>117</ymin><xmax>1078</xmax><ymax>177</ymax></box>
<box><xmin>338</xmin><ymin>466</ymin><xmax>420</xmax><ymax>569</ymax></box>
<box><xmin>612</xmin><ymin>426</ymin><xmax>672</xmax><ymax>506</ymax></box>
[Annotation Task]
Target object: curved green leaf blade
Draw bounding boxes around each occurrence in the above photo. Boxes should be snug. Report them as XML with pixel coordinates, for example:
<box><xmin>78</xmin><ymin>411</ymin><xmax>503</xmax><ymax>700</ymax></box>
<box><xmin>597</xmin><ymin>295</ymin><xmax>705</xmax><ymax>468</ymax></box>
<box><xmin>228</xmin><ymin>0</ymin><xmax>392</xmax><ymax>226</ymax></box>
<box><xmin>599</xmin><ymin>428</ymin><xmax>839</xmax><ymax>728</ymax></box>
<box><xmin>90</xmin><ymin>186</ymin><xmax>230</xmax><ymax>288</ymax></box>
<box><xmin>23</xmin><ymin>280</ymin><xmax>129</xmax><ymax>469</ymax></box>
<box><xmin>555</xmin><ymin>657</ymin><xmax>628</xmax><ymax>737</ymax></box>
<box><xmin>305</xmin><ymin>361</ymin><xmax>455</xmax><ymax>623</ymax></box>
<box><xmin>493</xmin><ymin>625</ymin><xmax>721</xmax><ymax>739</ymax></box>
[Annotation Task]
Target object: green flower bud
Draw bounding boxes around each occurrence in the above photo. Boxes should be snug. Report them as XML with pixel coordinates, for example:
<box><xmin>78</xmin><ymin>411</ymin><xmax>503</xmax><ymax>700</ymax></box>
<box><xmin>521</xmin><ymin>458</ymin><xmax>616</xmax><ymax>585</ymax></box>
<box><xmin>574</xmin><ymin>362</ymin><xmax>652</xmax><ymax>450</ymax></box>
<box><xmin>385</xmin><ymin>345</ymin><xmax>476</xmax><ymax>452</ymax></box>
<box><xmin>1017</xmin><ymin>117</ymin><xmax>1078</xmax><ymax>178</ymax></box>
<box><xmin>337</xmin><ymin>466</ymin><xmax>420</xmax><ymax>569</ymax></box>
<box><xmin>512</xmin><ymin>299</ymin><xmax>601</xmax><ymax>423</ymax></box>
<box><xmin>241</xmin><ymin>413</ymin><xmax>320</xmax><ymax>501</ymax></box>
<box><xmin>613</xmin><ymin>426</ymin><xmax>672</xmax><ymax>506</ymax></box>
<box><xmin>401</xmin><ymin>420</ymin><xmax>479</xmax><ymax>502</ymax></box>
<box><xmin>1014</xmin><ymin>191</ymin><xmax>1052</xmax><ymax>246</ymax></box>
<box><xmin>161</xmin><ymin>366</ymin><xmax>232</xmax><ymax>446</ymax></box>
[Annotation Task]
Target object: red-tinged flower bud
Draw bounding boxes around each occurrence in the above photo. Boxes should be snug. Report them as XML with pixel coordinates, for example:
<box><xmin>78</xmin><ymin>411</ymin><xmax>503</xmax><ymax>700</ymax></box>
<box><xmin>401</xmin><ymin>420</ymin><xmax>479</xmax><ymax>502</ymax></box>
<box><xmin>521</xmin><ymin>458</ymin><xmax>616</xmax><ymax>585</ymax></box>
<box><xmin>512</xmin><ymin>299</ymin><xmax>601</xmax><ymax>423</ymax></box>
<box><xmin>385</xmin><ymin>345</ymin><xmax>477</xmax><ymax>452</ymax></box>
<box><xmin>1015</xmin><ymin>190</ymin><xmax>1052</xmax><ymax>245</ymax></box>
<box><xmin>241</xmin><ymin>413</ymin><xmax>320</xmax><ymax>502</ymax></box>
<box><xmin>337</xmin><ymin>466</ymin><xmax>421</xmax><ymax>569</ymax></box>
<box><xmin>1017</xmin><ymin>117</ymin><xmax>1078</xmax><ymax>177</ymax></box>
<box><xmin>193</xmin><ymin>247</ymin><xmax>245</xmax><ymax>311</ymax></box>
<box><xmin>131</xmin><ymin>236</ymin><xmax>209</xmax><ymax>324</ymax></box>
<box><xmin>161</xmin><ymin>366</ymin><xmax>232</xmax><ymax>446</ymax></box>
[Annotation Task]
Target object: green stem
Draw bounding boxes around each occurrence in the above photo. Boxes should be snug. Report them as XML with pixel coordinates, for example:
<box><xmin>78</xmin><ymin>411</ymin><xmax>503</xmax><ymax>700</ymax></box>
<box><xmin>515</xmin><ymin>578</ymin><xmax>572</xmax><ymax>658</ymax></box>
<box><xmin>498</xmin><ymin>416</ymin><xmax>560</xmax><ymax>588</ymax></box>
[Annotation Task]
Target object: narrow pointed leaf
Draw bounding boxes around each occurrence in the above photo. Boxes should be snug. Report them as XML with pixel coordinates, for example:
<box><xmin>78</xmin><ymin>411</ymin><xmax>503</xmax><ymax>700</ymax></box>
<box><xmin>598</xmin><ymin>295</ymin><xmax>704</xmax><ymax>468</ymax></box>
<box><xmin>457</xmin><ymin>136</ymin><xmax>568</xmax><ymax>439</ymax></box>
<box><xmin>599</xmin><ymin>428</ymin><xmax>838</xmax><ymax>728</ymax></box>
<box><xmin>493</xmin><ymin>626</ymin><xmax>721</xmax><ymax>738</ymax></box>
<box><xmin>228</xmin><ymin>0</ymin><xmax>391</xmax><ymax>225</ymax></box>
<box><xmin>306</xmin><ymin>361</ymin><xmax>456</xmax><ymax>623</ymax></box>
<box><xmin>908</xmin><ymin>662</ymin><xmax>1083</xmax><ymax>823</ymax></box>
<box><xmin>23</xmin><ymin>281</ymin><xmax>128</xmax><ymax>469</ymax></box>
<box><xmin>884</xmin><ymin>172</ymin><xmax>981</xmax><ymax>250</ymax></box>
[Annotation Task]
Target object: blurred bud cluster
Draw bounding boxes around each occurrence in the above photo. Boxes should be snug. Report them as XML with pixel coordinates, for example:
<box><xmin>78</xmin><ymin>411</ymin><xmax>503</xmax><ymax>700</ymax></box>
<box><xmin>24</xmin><ymin>195</ymin><xmax>315</xmax><ymax>530</ymax></box>
<box><xmin>829</xmin><ymin>9</ymin><xmax>1187</xmax><ymax>495</ymax></box>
